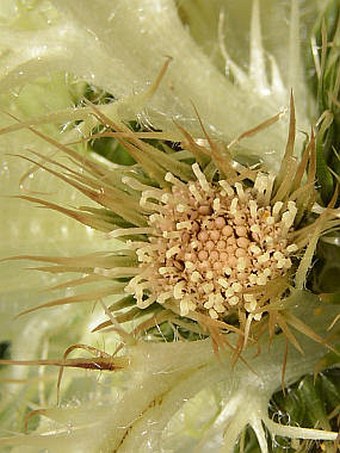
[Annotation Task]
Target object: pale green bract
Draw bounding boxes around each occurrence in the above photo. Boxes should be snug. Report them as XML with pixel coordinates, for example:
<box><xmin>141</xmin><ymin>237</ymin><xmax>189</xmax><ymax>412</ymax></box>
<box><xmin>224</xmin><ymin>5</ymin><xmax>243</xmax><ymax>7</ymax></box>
<box><xmin>0</xmin><ymin>0</ymin><xmax>325</xmax><ymax>168</ymax></box>
<box><xmin>0</xmin><ymin>1</ymin><xmax>338</xmax><ymax>452</ymax></box>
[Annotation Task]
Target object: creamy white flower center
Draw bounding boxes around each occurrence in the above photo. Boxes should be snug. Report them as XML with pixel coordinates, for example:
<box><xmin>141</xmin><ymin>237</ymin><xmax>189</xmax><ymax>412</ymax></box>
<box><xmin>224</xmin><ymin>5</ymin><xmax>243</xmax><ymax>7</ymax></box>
<box><xmin>127</xmin><ymin>165</ymin><xmax>298</xmax><ymax>321</ymax></box>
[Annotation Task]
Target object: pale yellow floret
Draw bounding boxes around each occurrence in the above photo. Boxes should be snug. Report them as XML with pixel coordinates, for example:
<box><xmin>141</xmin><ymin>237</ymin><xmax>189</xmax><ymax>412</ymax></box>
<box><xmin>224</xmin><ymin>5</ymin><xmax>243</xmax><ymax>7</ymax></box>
<box><xmin>273</xmin><ymin>201</ymin><xmax>284</xmax><ymax>218</ymax></box>
<box><xmin>230</xmin><ymin>198</ymin><xmax>239</xmax><ymax>215</ymax></box>
<box><xmin>189</xmin><ymin>183</ymin><xmax>203</xmax><ymax>202</ymax></box>
<box><xmin>192</xmin><ymin>163</ymin><xmax>211</xmax><ymax>193</ymax></box>
<box><xmin>249</xmin><ymin>199</ymin><xmax>258</xmax><ymax>218</ymax></box>
<box><xmin>158</xmin><ymin>291</ymin><xmax>173</xmax><ymax>304</ymax></box>
<box><xmin>234</xmin><ymin>182</ymin><xmax>246</xmax><ymax>202</ymax></box>
<box><xmin>229</xmin><ymin>296</ymin><xmax>240</xmax><ymax>306</ymax></box>
<box><xmin>286</xmin><ymin>243</ymin><xmax>298</xmax><ymax>253</ymax></box>
<box><xmin>166</xmin><ymin>245</ymin><xmax>181</xmax><ymax>259</ymax></box>
<box><xmin>218</xmin><ymin>179</ymin><xmax>235</xmax><ymax>197</ymax></box>
<box><xmin>209</xmin><ymin>308</ymin><xmax>219</xmax><ymax>319</ymax></box>
<box><xmin>258</xmin><ymin>252</ymin><xmax>270</xmax><ymax>264</ymax></box>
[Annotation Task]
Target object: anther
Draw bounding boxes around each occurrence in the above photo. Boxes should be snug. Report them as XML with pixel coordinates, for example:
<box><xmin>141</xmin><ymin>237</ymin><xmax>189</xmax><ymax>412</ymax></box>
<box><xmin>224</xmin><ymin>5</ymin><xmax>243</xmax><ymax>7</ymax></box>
<box><xmin>213</xmin><ymin>198</ymin><xmax>221</xmax><ymax>212</ymax></box>
<box><xmin>231</xmin><ymin>282</ymin><xmax>242</xmax><ymax>292</ymax></box>
<box><xmin>219</xmin><ymin>180</ymin><xmax>234</xmax><ymax>197</ymax></box>
<box><xmin>272</xmin><ymin>201</ymin><xmax>283</xmax><ymax>218</ymax></box>
<box><xmin>174</xmin><ymin>281</ymin><xmax>185</xmax><ymax>299</ymax></box>
<box><xmin>250</xmin><ymin>224</ymin><xmax>261</xmax><ymax>234</ymax></box>
<box><xmin>230</xmin><ymin>198</ymin><xmax>238</xmax><ymax>215</ymax></box>
<box><xmin>224</xmin><ymin>267</ymin><xmax>232</xmax><ymax>276</ymax></box>
<box><xmin>229</xmin><ymin>295</ymin><xmax>240</xmax><ymax>306</ymax></box>
<box><xmin>235</xmin><ymin>182</ymin><xmax>246</xmax><ymax>201</ymax></box>
<box><xmin>286</xmin><ymin>243</ymin><xmax>298</xmax><ymax>253</ymax></box>
<box><xmin>192</xmin><ymin>163</ymin><xmax>211</xmax><ymax>193</ymax></box>
<box><xmin>176</xmin><ymin>221</ymin><xmax>192</xmax><ymax>230</ymax></box>
<box><xmin>249</xmin><ymin>200</ymin><xmax>258</xmax><ymax>218</ymax></box>
<box><xmin>190</xmin><ymin>271</ymin><xmax>201</xmax><ymax>282</ymax></box>
<box><xmin>188</xmin><ymin>183</ymin><xmax>203</xmax><ymax>202</ymax></box>
<box><xmin>209</xmin><ymin>308</ymin><xmax>218</xmax><ymax>319</ymax></box>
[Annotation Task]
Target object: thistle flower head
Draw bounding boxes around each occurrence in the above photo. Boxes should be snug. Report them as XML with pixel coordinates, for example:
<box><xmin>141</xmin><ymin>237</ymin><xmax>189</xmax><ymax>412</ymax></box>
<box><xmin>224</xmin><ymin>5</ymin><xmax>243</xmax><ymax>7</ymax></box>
<box><xmin>2</xmin><ymin>97</ymin><xmax>338</xmax><ymax>451</ymax></box>
<box><xmin>12</xmin><ymin>96</ymin><xmax>338</xmax><ymax>352</ymax></box>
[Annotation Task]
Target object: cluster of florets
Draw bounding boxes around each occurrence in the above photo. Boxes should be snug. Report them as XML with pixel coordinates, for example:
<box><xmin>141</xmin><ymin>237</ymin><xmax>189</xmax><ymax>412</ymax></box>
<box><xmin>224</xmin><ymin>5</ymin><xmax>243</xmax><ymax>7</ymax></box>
<box><xmin>127</xmin><ymin>164</ymin><xmax>298</xmax><ymax>321</ymax></box>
